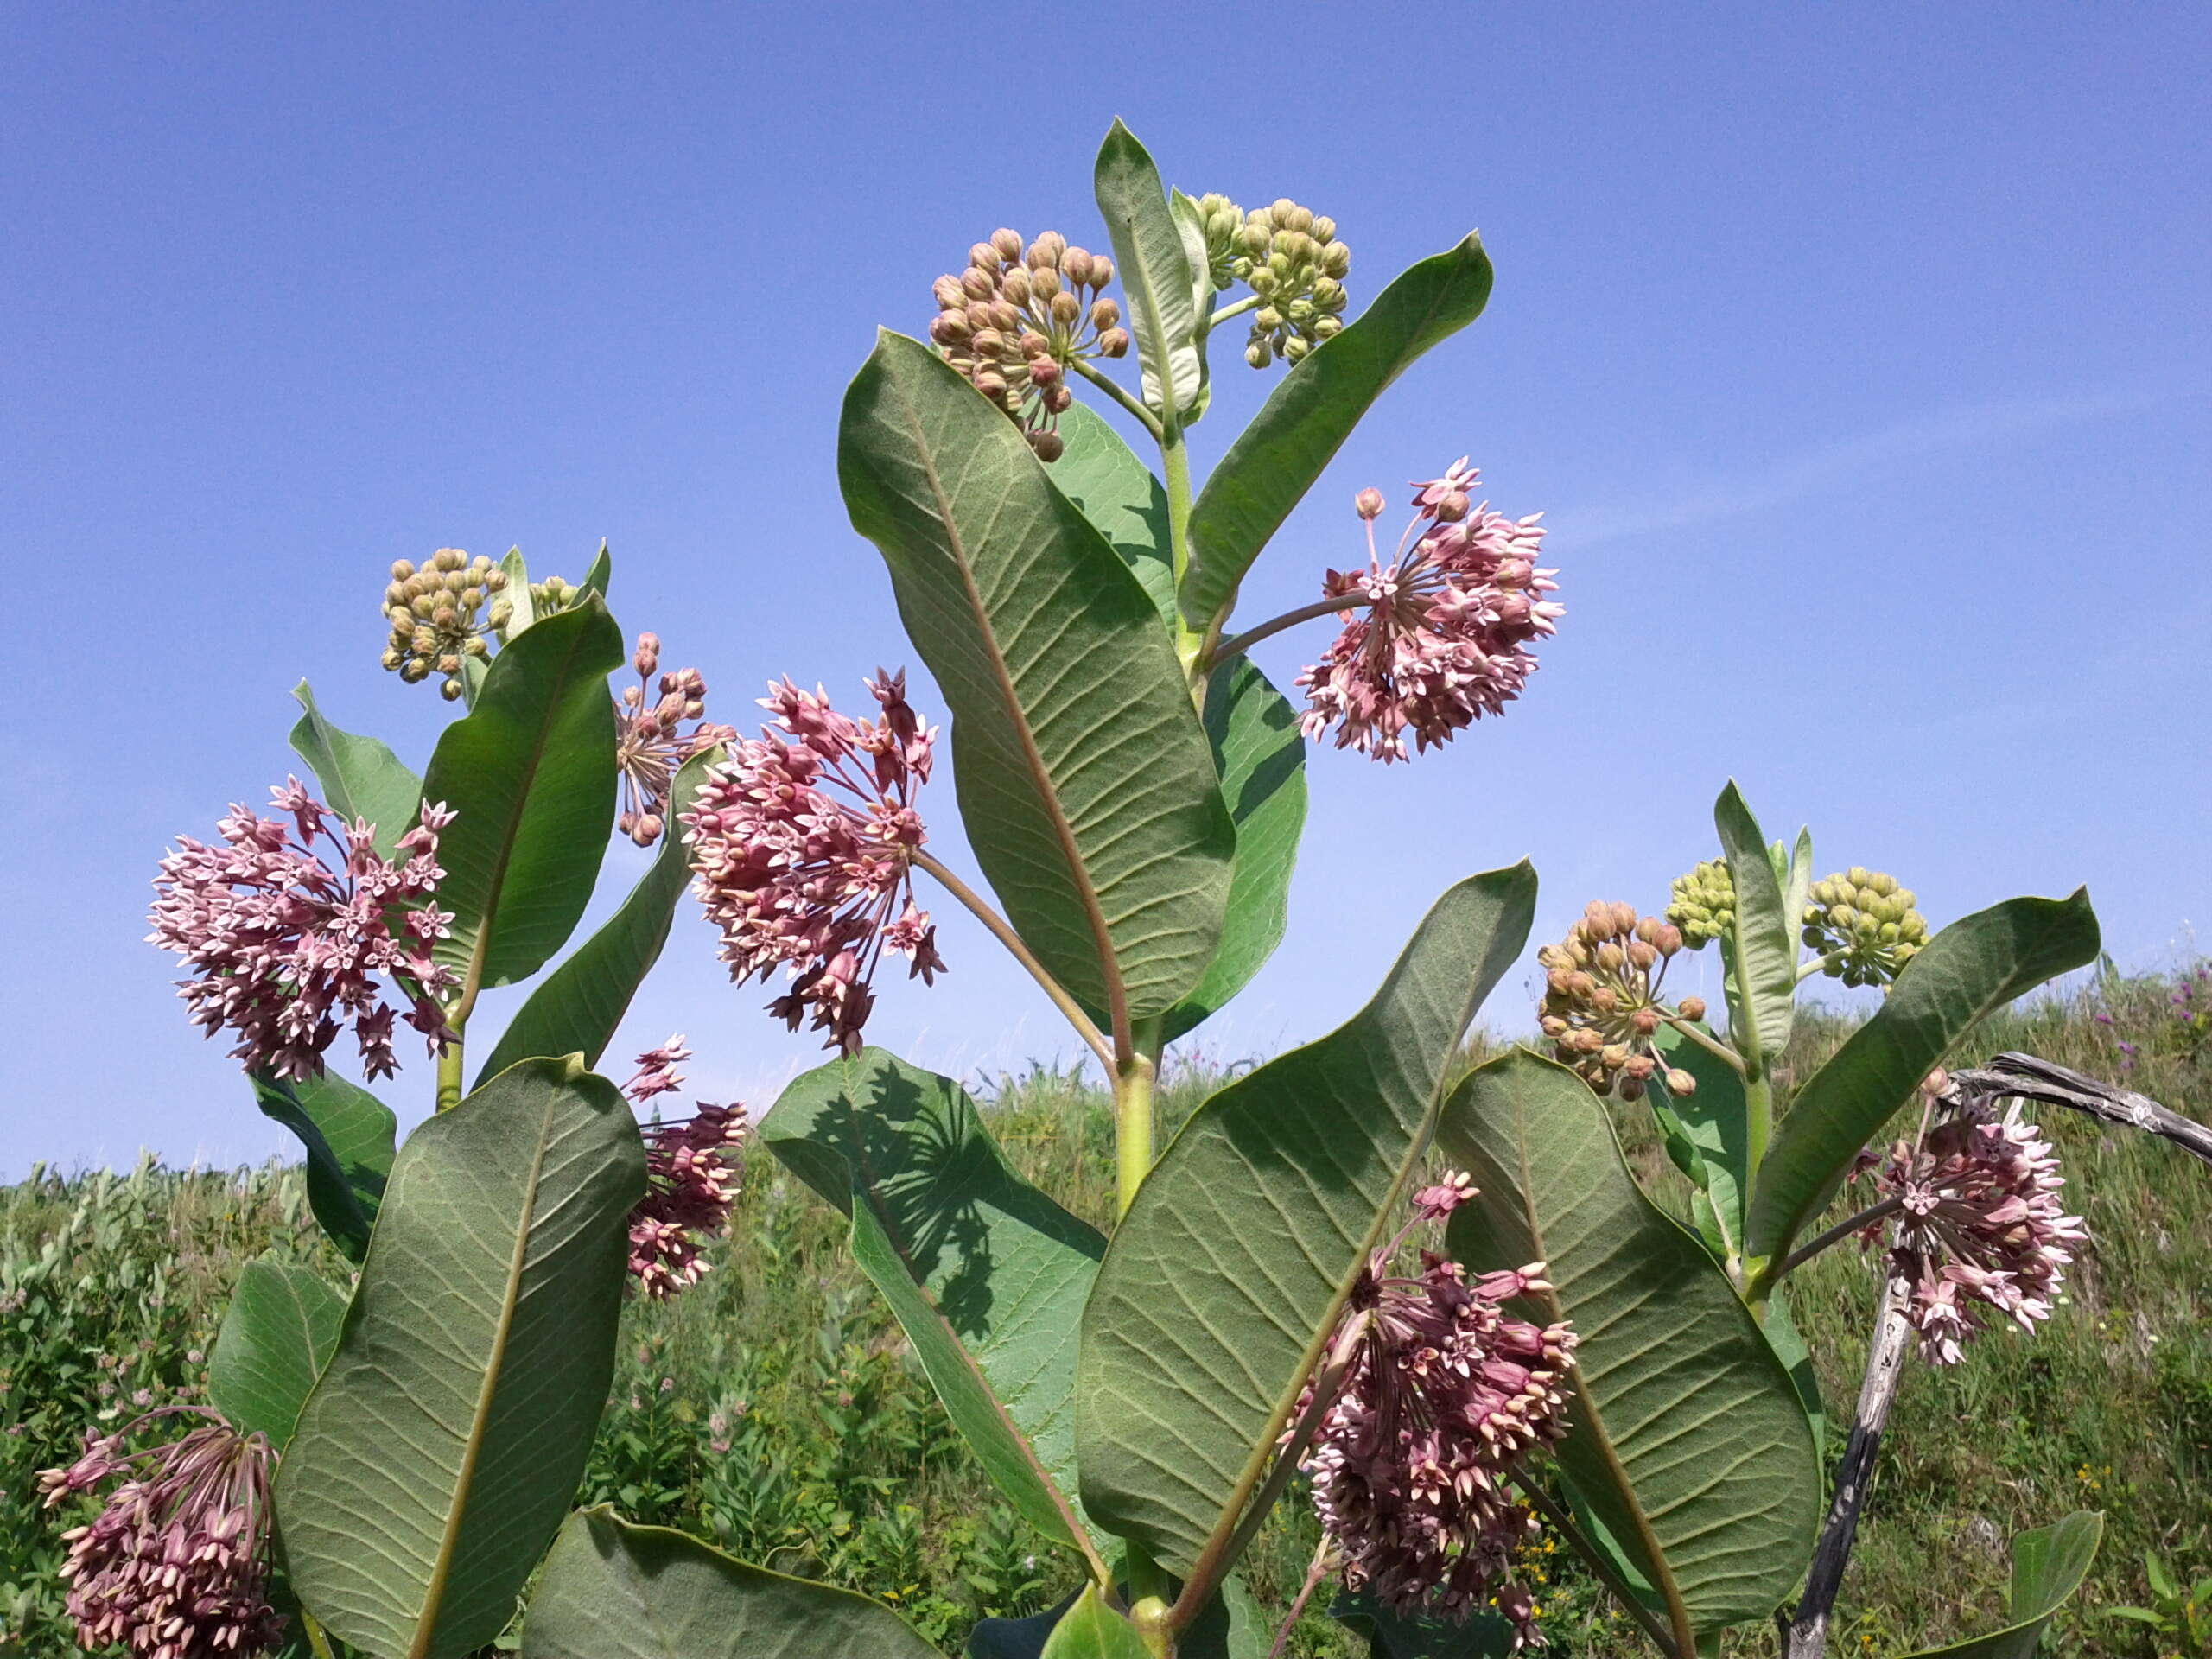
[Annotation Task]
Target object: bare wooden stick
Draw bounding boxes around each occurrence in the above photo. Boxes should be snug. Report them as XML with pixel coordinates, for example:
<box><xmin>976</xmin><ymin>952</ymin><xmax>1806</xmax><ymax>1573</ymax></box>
<box><xmin>1779</xmin><ymin>1274</ymin><xmax>1913</xmax><ymax>1659</ymax></box>
<box><xmin>1947</xmin><ymin>1052</ymin><xmax>2212</xmax><ymax>1166</ymax></box>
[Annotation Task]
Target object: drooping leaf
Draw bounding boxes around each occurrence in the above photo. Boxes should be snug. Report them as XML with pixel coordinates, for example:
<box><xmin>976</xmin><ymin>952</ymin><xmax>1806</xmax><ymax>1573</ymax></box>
<box><xmin>1094</xmin><ymin>121</ymin><xmax>1203</xmax><ymax>422</ymax></box>
<box><xmin>1440</xmin><ymin>1050</ymin><xmax>1822</xmax><ymax>1637</ymax></box>
<box><xmin>207</xmin><ymin>1256</ymin><xmax>346</xmax><ymax>1445</ymax></box>
<box><xmin>1181</xmin><ymin>1573</ymin><xmax>1269</xmax><ymax>1659</ymax></box>
<box><xmin>1713</xmin><ymin>783</ymin><xmax>1796</xmax><ymax>1068</ymax></box>
<box><xmin>1745</xmin><ymin>888</ymin><xmax>2101</xmax><ymax>1270</ymax></box>
<box><xmin>1052</xmin><ymin>403</ymin><xmax>1175</xmax><ymax>627</ymax></box>
<box><xmin>475</xmin><ymin>747</ymin><xmax>720</xmax><ymax>1084</ymax></box>
<box><xmin>1166</xmin><ymin>658</ymin><xmax>1307</xmax><ymax>1039</ymax></box>
<box><xmin>1077</xmin><ymin>866</ymin><xmax>1538</xmax><ymax>1577</ymax></box>
<box><xmin>419</xmin><ymin>599</ymin><xmax>623</xmax><ymax>990</ymax></box>
<box><xmin>762</xmin><ymin>1049</ymin><xmax>1109</xmax><ymax>1563</ymax></box>
<box><xmin>1899</xmin><ymin>1512</ymin><xmax>2103</xmax><ymax>1659</ymax></box>
<box><xmin>1649</xmin><ymin>1023</ymin><xmax>1750</xmax><ymax>1262</ymax></box>
<box><xmin>275</xmin><ymin>1056</ymin><xmax>643</xmax><ymax>1659</ymax></box>
<box><xmin>838</xmin><ymin>330</ymin><xmax>1234</xmax><ymax>1022</ymax></box>
<box><xmin>1331</xmin><ymin>1592</ymin><xmax>1516</xmax><ymax>1659</ymax></box>
<box><xmin>1179</xmin><ymin>236</ymin><xmax>1494</xmax><ymax>629</ymax></box>
<box><xmin>498</xmin><ymin>549</ymin><xmax>537</xmax><ymax>638</ymax></box>
<box><xmin>251</xmin><ymin>1071</ymin><xmax>396</xmax><ymax>1262</ymax></box>
<box><xmin>289</xmin><ymin>683</ymin><xmax>423</xmax><ymax>861</ymax></box>
<box><xmin>519</xmin><ymin>1506</ymin><xmax>939</xmax><ymax>1659</ymax></box>
<box><xmin>1040</xmin><ymin>1586</ymin><xmax>1154</xmax><ymax>1659</ymax></box>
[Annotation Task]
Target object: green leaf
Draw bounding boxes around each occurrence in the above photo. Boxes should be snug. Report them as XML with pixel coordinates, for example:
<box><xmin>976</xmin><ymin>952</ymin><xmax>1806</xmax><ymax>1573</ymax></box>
<box><xmin>1093</xmin><ymin>121</ymin><xmax>1203</xmax><ymax>422</ymax></box>
<box><xmin>251</xmin><ymin>1071</ymin><xmax>396</xmax><ymax>1262</ymax></box>
<box><xmin>207</xmin><ymin>1255</ymin><xmax>346</xmax><ymax>1445</ymax></box>
<box><xmin>839</xmin><ymin>330</ymin><xmax>1235</xmax><ymax>1023</ymax></box>
<box><xmin>1179</xmin><ymin>236</ymin><xmax>1494</xmax><ymax>629</ymax></box>
<box><xmin>1077</xmin><ymin>865</ymin><xmax>1538</xmax><ymax>1576</ymax></box>
<box><xmin>1782</xmin><ymin>827</ymin><xmax>1815</xmax><ymax>957</ymax></box>
<box><xmin>289</xmin><ymin>683</ymin><xmax>423</xmax><ymax>861</ymax></box>
<box><xmin>420</xmin><ymin>599</ymin><xmax>623</xmax><ymax>990</ymax></box>
<box><xmin>1440</xmin><ymin>1050</ymin><xmax>1822</xmax><ymax>1636</ymax></box>
<box><xmin>1167</xmin><ymin>189</ymin><xmax>1217</xmax><ymax>423</ymax></box>
<box><xmin>1760</xmin><ymin>1293</ymin><xmax>1827</xmax><ymax>1459</ymax></box>
<box><xmin>519</xmin><ymin>1505</ymin><xmax>940</xmax><ymax>1659</ymax></box>
<box><xmin>579</xmin><ymin>540</ymin><xmax>612</xmax><ymax>599</ymax></box>
<box><xmin>1166</xmin><ymin>658</ymin><xmax>1307</xmax><ymax>1040</ymax></box>
<box><xmin>1041</xmin><ymin>1586</ymin><xmax>1154</xmax><ymax>1659</ymax></box>
<box><xmin>1713</xmin><ymin>783</ymin><xmax>1797</xmax><ymax>1068</ymax></box>
<box><xmin>475</xmin><ymin>747</ymin><xmax>721</xmax><ymax>1084</ymax></box>
<box><xmin>1052</xmin><ymin>404</ymin><xmax>1175</xmax><ymax>627</ymax></box>
<box><xmin>1900</xmin><ymin>1512</ymin><xmax>2103</xmax><ymax>1659</ymax></box>
<box><xmin>1332</xmin><ymin>1592</ymin><xmax>1516</xmax><ymax>1658</ymax></box>
<box><xmin>499</xmin><ymin>549</ymin><xmax>537</xmax><ymax>638</ymax></box>
<box><xmin>1745</xmin><ymin>888</ymin><xmax>2101</xmax><ymax>1268</ymax></box>
<box><xmin>1650</xmin><ymin>1023</ymin><xmax>1750</xmax><ymax>1260</ymax></box>
<box><xmin>1181</xmin><ymin>1573</ymin><xmax>1268</xmax><ymax>1659</ymax></box>
<box><xmin>969</xmin><ymin>1593</ymin><xmax>1084</xmax><ymax>1659</ymax></box>
<box><xmin>275</xmin><ymin>1056</ymin><xmax>644</xmax><ymax>1659</ymax></box>
<box><xmin>761</xmin><ymin>1048</ymin><xmax>1109</xmax><ymax>1563</ymax></box>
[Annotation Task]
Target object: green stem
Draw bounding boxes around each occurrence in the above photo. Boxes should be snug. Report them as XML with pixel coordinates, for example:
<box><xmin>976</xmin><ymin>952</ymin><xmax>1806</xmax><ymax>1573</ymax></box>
<box><xmin>301</xmin><ymin>1610</ymin><xmax>340</xmax><ymax>1659</ymax></box>
<box><xmin>1206</xmin><ymin>594</ymin><xmax>1356</xmax><ymax>670</ymax></box>
<box><xmin>1796</xmin><ymin>950</ymin><xmax>1847</xmax><ymax>983</ymax></box>
<box><xmin>1070</xmin><ymin>358</ymin><xmax>1164</xmax><ymax>441</ymax></box>
<box><xmin>434</xmin><ymin>1022</ymin><xmax>468</xmax><ymax>1113</ymax></box>
<box><xmin>1515</xmin><ymin>1478</ymin><xmax>1684</xmax><ymax>1659</ymax></box>
<box><xmin>912</xmin><ymin>849</ymin><xmax>1116</xmax><ymax>1071</ymax></box>
<box><xmin>1764</xmin><ymin>1195</ymin><xmax>1907</xmax><ymax>1289</ymax></box>
<box><xmin>1208</xmin><ymin>292</ymin><xmax>1263</xmax><ymax>327</ymax></box>
<box><xmin>1661</xmin><ymin>1014</ymin><xmax>1750</xmax><ymax>1077</ymax></box>
<box><xmin>1116</xmin><ymin>1018</ymin><xmax>1164</xmax><ymax>1217</ymax></box>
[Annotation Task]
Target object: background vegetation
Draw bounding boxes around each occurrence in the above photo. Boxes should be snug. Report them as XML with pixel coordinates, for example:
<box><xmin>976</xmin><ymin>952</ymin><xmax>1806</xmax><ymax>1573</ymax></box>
<box><xmin>4</xmin><ymin>964</ymin><xmax>2205</xmax><ymax>1658</ymax></box>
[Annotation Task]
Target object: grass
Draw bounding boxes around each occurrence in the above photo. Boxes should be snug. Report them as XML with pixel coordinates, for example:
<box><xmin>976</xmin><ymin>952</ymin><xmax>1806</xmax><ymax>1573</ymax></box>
<box><xmin>2</xmin><ymin>970</ymin><xmax>2205</xmax><ymax>1657</ymax></box>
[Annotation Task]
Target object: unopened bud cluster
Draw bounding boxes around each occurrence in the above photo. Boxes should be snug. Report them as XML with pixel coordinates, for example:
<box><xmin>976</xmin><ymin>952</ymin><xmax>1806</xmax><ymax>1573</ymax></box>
<box><xmin>1802</xmin><ymin>868</ymin><xmax>1926</xmax><ymax>988</ymax></box>
<box><xmin>930</xmin><ymin>229</ymin><xmax>1129</xmax><ymax>461</ymax></box>
<box><xmin>1201</xmin><ymin>196</ymin><xmax>1351</xmax><ymax>368</ymax></box>
<box><xmin>1667</xmin><ymin>859</ymin><xmax>1736</xmax><ymax>948</ymax></box>
<box><xmin>1537</xmin><ymin>901</ymin><xmax>1701</xmax><ymax>1100</ymax></box>
<box><xmin>382</xmin><ymin>548</ymin><xmax>511</xmax><ymax>700</ymax></box>
<box><xmin>525</xmin><ymin>574</ymin><xmax>583</xmax><ymax>625</ymax></box>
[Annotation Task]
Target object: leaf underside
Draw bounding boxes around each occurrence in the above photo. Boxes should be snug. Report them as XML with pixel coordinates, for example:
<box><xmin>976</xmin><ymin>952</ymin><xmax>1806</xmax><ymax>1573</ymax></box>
<box><xmin>207</xmin><ymin>1255</ymin><xmax>346</xmax><ymax>1446</ymax></box>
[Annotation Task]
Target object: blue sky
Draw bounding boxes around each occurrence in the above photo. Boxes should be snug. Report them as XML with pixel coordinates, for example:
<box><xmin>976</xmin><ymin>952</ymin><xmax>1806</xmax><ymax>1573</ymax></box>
<box><xmin>4</xmin><ymin>4</ymin><xmax>2207</xmax><ymax>1174</ymax></box>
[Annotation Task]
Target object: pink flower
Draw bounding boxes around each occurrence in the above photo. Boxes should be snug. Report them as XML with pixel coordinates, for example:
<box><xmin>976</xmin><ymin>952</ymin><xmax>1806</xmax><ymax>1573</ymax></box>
<box><xmin>1296</xmin><ymin>1183</ymin><xmax>1576</xmax><ymax>1648</ymax></box>
<box><xmin>616</xmin><ymin>633</ymin><xmax>737</xmax><ymax>849</ymax></box>
<box><xmin>624</xmin><ymin>1033</ymin><xmax>692</xmax><ymax>1106</ymax></box>
<box><xmin>1297</xmin><ymin>460</ymin><xmax>1561</xmax><ymax>764</ymax></box>
<box><xmin>38</xmin><ymin>1408</ymin><xmax>280</xmax><ymax>1657</ymax></box>
<box><xmin>1870</xmin><ymin>1102</ymin><xmax>2088</xmax><ymax>1365</ymax></box>
<box><xmin>682</xmin><ymin>671</ymin><xmax>944</xmax><ymax>1052</ymax></box>
<box><xmin>619</xmin><ymin>1041</ymin><xmax>749</xmax><ymax>1300</ymax></box>
<box><xmin>1411</xmin><ymin>1170</ymin><xmax>1478</xmax><ymax>1220</ymax></box>
<box><xmin>148</xmin><ymin>784</ymin><xmax>459</xmax><ymax>1082</ymax></box>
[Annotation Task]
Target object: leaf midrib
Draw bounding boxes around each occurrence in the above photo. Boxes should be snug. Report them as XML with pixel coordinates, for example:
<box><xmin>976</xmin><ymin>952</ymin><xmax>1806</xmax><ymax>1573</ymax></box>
<box><xmin>407</xmin><ymin>1100</ymin><xmax>554</xmax><ymax>1659</ymax></box>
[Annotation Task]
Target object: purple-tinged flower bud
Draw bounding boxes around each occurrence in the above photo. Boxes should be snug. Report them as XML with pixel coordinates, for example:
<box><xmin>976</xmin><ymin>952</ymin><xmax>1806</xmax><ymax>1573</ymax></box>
<box><xmin>990</xmin><ymin>226</ymin><xmax>1022</xmax><ymax>262</ymax></box>
<box><xmin>1029</xmin><ymin>358</ymin><xmax>1063</xmax><ymax>389</ymax></box>
<box><xmin>391</xmin><ymin>558</ymin><xmax>416</xmax><ymax>580</ymax></box>
<box><xmin>1063</xmin><ymin>247</ymin><xmax>1095</xmax><ymax>287</ymax></box>
<box><xmin>1090</xmin><ymin>296</ymin><xmax>1121</xmax><ymax>331</ymax></box>
<box><xmin>1664</xmin><ymin>1068</ymin><xmax>1697</xmax><ymax>1096</ymax></box>
<box><xmin>961</xmin><ymin>268</ymin><xmax>994</xmax><ymax>301</ymax></box>
<box><xmin>1677</xmin><ymin>995</ymin><xmax>1707</xmax><ymax>1022</ymax></box>
<box><xmin>1001</xmin><ymin>265</ymin><xmax>1032</xmax><ymax>306</ymax></box>
<box><xmin>1090</xmin><ymin>255</ymin><xmax>1114</xmax><ymax>289</ymax></box>
<box><xmin>1098</xmin><ymin>327</ymin><xmax>1130</xmax><ymax>357</ymax></box>
<box><xmin>1356</xmin><ymin>487</ymin><xmax>1386</xmax><ymax>520</ymax></box>
<box><xmin>1029</xmin><ymin>429</ymin><xmax>1065</xmax><ymax>461</ymax></box>
<box><xmin>1029</xmin><ymin>230</ymin><xmax>1066</xmax><ymax>266</ymax></box>
<box><xmin>1049</xmin><ymin>290</ymin><xmax>1080</xmax><ymax>327</ymax></box>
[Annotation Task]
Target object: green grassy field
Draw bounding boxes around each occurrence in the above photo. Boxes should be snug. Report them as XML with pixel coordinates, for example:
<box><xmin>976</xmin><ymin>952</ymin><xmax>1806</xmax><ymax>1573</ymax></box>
<box><xmin>3</xmin><ymin>966</ymin><xmax>2206</xmax><ymax>1657</ymax></box>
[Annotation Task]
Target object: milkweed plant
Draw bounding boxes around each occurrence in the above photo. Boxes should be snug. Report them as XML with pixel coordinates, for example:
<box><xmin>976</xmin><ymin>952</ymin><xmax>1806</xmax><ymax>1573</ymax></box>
<box><xmin>49</xmin><ymin>121</ymin><xmax>2189</xmax><ymax>1659</ymax></box>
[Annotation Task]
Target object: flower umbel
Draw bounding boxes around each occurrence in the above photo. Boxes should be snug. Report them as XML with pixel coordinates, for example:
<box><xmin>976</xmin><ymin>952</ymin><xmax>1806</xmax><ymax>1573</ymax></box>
<box><xmin>379</xmin><ymin>548</ymin><xmax>511</xmax><ymax>701</ymax></box>
<box><xmin>148</xmin><ymin>784</ymin><xmax>458</xmax><ymax>1083</ymax></box>
<box><xmin>683</xmin><ymin>672</ymin><xmax>944</xmax><ymax>1052</ymax></box>
<box><xmin>1666</xmin><ymin>859</ymin><xmax>1736</xmax><ymax>949</ymax></box>
<box><xmin>38</xmin><ymin>1409</ymin><xmax>280</xmax><ymax>1659</ymax></box>
<box><xmin>1296</xmin><ymin>1175</ymin><xmax>1576</xmax><ymax>1649</ymax></box>
<box><xmin>930</xmin><ymin>228</ymin><xmax>1130</xmax><ymax>461</ymax></box>
<box><xmin>1536</xmin><ymin>902</ymin><xmax>1701</xmax><ymax>1099</ymax></box>
<box><xmin>616</xmin><ymin>632</ymin><xmax>736</xmax><ymax>848</ymax></box>
<box><xmin>620</xmin><ymin>1037</ymin><xmax>748</xmax><ymax>1300</ymax></box>
<box><xmin>1802</xmin><ymin>868</ymin><xmax>1928</xmax><ymax>988</ymax></box>
<box><xmin>1217</xmin><ymin>197</ymin><xmax>1352</xmax><ymax>368</ymax></box>
<box><xmin>1297</xmin><ymin>463</ymin><xmax>1560</xmax><ymax>763</ymax></box>
<box><xmin>1865</xmin><ymin>1094</ymin><xmax>2088</xmax><ymax>1365</ymax></box>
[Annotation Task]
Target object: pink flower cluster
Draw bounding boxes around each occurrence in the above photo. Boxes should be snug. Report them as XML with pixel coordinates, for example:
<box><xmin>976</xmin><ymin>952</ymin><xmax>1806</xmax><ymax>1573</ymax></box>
<box><xmin>38</xmin><ymin>1410</ymin><xmax>279</xmax><ymax>1658</ymax></box>
<box><xmin>682</xmin><ymin>672</ymin><xmax>944</xmax><ymax>1053</ymax></box>
<box><xmin>1297</xmin><ymin>461</ymin><xmax>1560</xmax><ymax>764</ymax></box>
<box><xmin>616</xmin><ymin>632</ymin><xmax>736</xmax><ymax>849</ymax></box>
<box><xmin>148</xmin><ymin>782</ymin><xmax>458</xmax><ymax>1083</ymax></box>
<box><xmin>1866</xmin><ymin>1101</ymin><xmax>2088</xmax><ymax>1365</ymax></box>
<box><xmin>622</xmin><ymin>1037</ymin><xmax>748</xmax><ymax>1300</ymax></box>
<box><xmin>1299</xmin><ymin>1173</ymin><xmax>1576</xmax><ymax>1649</ymax></box>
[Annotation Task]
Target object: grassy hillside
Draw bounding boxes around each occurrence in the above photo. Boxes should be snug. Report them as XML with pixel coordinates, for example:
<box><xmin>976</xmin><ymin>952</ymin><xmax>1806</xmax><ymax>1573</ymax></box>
<box><xmin>3</xmin><ymin>967</ymin><xmax>2205</xmax><ymax>1656</ymax></box>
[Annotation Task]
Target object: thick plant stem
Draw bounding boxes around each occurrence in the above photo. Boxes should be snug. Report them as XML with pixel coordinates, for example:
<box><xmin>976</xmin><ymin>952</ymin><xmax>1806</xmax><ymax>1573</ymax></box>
<box><xmin>434</xmin><ymin>1024</ymin><xmax>467</xmax><ymax>1114</ymax></box>
<box><xmin>1116</xmin><ymin>1020</ymin><xmax>1162</xmax><ymax>1218</ymax></box>
<box><xmin>1071</xmin><ymin>358</ymin><xmax>1163</xmax><ymax>441</ymax></box>
<box><xmin>912</xmin><ymin>849</ymin><xmax>1116</xmax><ymax>1071</ymax></box>
<box><xmin>1159</xmin><ymin>419</ymin><xmax>1212</xmax><ymax>685</ymax></box>
<box><xmin>301</xmin><ymin>1611</ymin><xmax>339</xmax><ymax>1659</ymax></box>
<box><xmin>1779</xmin><ymin>1275</ymin><xmax>1914</xmax><ymax>1659</ymax></box>
<box><xmin>1515</xmin><ymin>1479</ymin><xmax>1684</xmax><ymax>1659</ymax></box>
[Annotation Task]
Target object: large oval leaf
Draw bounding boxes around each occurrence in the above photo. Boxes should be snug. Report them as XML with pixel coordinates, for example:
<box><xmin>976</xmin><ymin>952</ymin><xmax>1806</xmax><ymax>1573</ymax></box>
<box><xmin>250</xmin><ymin>1070</ymin><xmax>395</xmax><ymax>1262</ymax></box>
<box><xmin>1440</xmin><ymin>1050</ymin><xmax>1822</xmax><ymax>1638</ymax></box>
<box><xmin>289</xmin><ymin>683</ymin><xmax>423</xmax><ymax>861</ymax></box>
<box><xmin>1744</xmin><ymin>888</ymin><xmax>2100</xmax><ymax>1272</ymax></box>
<box><xmin>475</xmin><ymin>747</ymin><xmax>720</xmax><ymax>1084</ymax></box>
<box><xmin>762</xmin><ymin>1048</ymin><xmax>1109</xmax><ymax>1567</ymax></box>
<box><xmin>207</xmin><ymin>1255</ymin><xmax>346</xmax><ymax>1445</ymax></box>
<box><xmin>1094</xmin><ymin>120</ymin><xmax>1203</xmax><ymax>423</ymax></box>
<box><xmin>1179</xmin><ymin>236</ymin><xmax>1494</xmax><ymax>630</ymax></box>
<box><xmin>420</xmin><ymin>599</ymin><xmax>623</xmax><ymax>991</ymax></box>
<box><xmin>275</xmin><ymin>1056</ymin><xmax>644</xmax><ymax>1659</ymax></box>
<box><xmin>1166</xmin><ymin>658</ymin><xmax>1307</xmax><ymax>1040</ymax></box>
<box><xmin>519</xmin><ymin>1506</ymin><xmax>939</xmax><ymax>1658</ymax></box>
<box><xmin>1076</xmin><ymin>865</ymin><xmax>1537</xmax><ymax>1577</ymax></box>
<box><xmin>1900</xmin><ymin>1511</ymin><xmax>2102</xmax><ymax>1659</ymax></box>
<box><xmin>839</xmin><ymin>331</ymin><xmax>1234</xmax><ymax>1026</ymax></box>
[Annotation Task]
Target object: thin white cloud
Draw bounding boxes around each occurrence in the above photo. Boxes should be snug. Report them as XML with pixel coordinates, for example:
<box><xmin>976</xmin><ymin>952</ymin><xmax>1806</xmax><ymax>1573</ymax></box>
<box><xmin>1562</xmin><ymin>378</ymin><xmax>2209</xmax><ymax>548</ymax></box>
